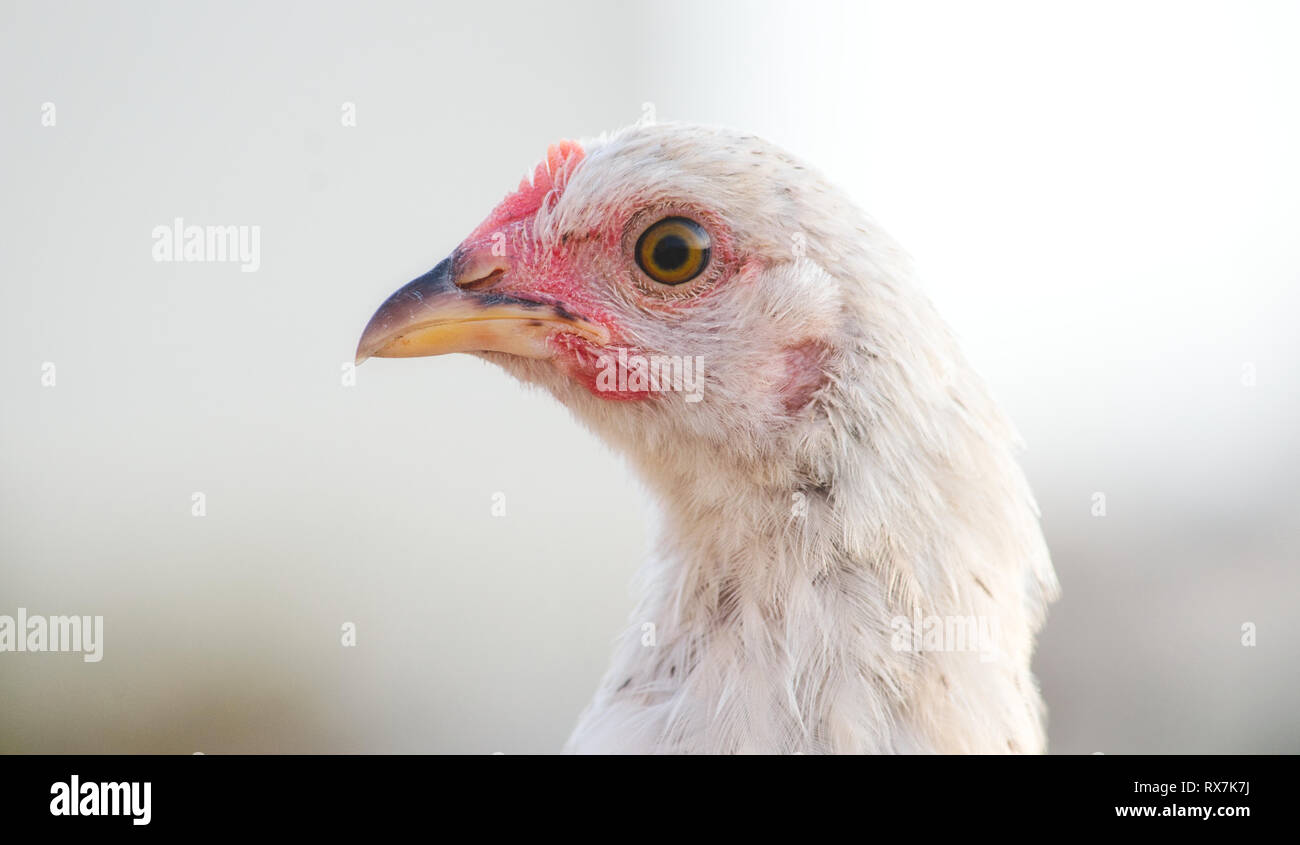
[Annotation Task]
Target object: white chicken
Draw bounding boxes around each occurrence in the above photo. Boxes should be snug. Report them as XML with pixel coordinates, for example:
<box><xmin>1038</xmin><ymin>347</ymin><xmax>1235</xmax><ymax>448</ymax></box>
<box><xmin>356</xmin><ymin>123</ymin><xmax>1059</xmax><ymax>754</ymax></box>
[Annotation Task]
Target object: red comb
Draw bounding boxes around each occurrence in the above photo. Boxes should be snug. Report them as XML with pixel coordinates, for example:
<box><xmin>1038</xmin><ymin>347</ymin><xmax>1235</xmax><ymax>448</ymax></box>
<box><xmin>470</xmin><ymin>140</ymin><xmax>585</xmax><ymax>240</ymax></box>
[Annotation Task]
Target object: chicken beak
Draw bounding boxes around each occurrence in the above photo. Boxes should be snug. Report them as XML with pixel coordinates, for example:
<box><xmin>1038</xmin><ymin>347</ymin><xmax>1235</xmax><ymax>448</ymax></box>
<box><xmin>354</xmin><ymin>256</ymin><xmax>608</xmax><ymax>365</ymax></box>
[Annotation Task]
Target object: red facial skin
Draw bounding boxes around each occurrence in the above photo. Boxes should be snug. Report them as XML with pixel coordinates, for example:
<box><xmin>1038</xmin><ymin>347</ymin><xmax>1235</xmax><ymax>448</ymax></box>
<box><xmin>551</xmin><ymin>334</ymin><xmax>653</xmax><ymax>401</ymax></box>
<box><xmin>457</xmin><ymin>139</ymin><xmax>746</xmax><ymax>403</ymax></box>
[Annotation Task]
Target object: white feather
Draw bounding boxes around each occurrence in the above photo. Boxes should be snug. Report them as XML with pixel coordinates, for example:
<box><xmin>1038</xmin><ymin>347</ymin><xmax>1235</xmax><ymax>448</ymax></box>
<box><xmin>489</xmin><ymin>123</ymin><xmax>1058</xmax><ymax>754</ymax></box>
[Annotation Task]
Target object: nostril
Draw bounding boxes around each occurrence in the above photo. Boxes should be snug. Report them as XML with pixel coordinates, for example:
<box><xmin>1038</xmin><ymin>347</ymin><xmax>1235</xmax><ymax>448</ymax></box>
<box><xmin>453</xmin><ymin>251</ymin><xmax>509</xmax><ymax>291</ymax></box>
<box><xmin>457</xmin><ymin>267</ymin><xmax>504</xmax><ymax>291</ymax></box>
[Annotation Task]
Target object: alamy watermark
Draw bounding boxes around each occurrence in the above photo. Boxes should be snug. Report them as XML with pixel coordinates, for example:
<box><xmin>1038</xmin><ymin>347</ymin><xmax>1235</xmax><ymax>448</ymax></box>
<box><xmin>50</xmin><ymin>776</ymin><xmax>150</xmax><ymax>825</ymax></box>
<box><xmin>0</xmin><ymin>608</ymin><xmax>103</xmax><ymax>662</ymax></box>
<box><xmin>891</xmin><ymin>612</ymin><xmax>1001</xmax><ymax>663</ymax></box>
<box><xmin>151</xmin><ymin>217</ymin><xmax>260</xmax><ymax>272</ymax></box>
<box><xmin>595</xmin><ymin>348</ymin><xmax>704</xmax><ymax>403</ymax></box>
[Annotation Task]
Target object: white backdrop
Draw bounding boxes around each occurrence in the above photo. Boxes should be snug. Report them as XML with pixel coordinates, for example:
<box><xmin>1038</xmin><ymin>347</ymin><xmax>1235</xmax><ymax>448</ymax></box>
<box><xmin>1</xmin><ymin>0</ymin><xmax>1296</xmax><ymax>752</ymax></box>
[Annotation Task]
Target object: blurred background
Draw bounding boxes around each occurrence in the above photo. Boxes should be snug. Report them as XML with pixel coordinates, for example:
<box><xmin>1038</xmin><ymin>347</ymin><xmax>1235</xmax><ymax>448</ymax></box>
<box><xmin>1</xmin><ymin>0</ymin><xmax>1296</xmax><ymax>753</ymax></box>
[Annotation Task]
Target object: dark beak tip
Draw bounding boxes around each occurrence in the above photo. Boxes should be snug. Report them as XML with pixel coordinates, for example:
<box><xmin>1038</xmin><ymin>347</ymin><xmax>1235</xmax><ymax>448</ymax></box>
<box><xmin>353</xmin><ymin>257</ymin><xmax>458</xmax><ymax>366</ymax></box>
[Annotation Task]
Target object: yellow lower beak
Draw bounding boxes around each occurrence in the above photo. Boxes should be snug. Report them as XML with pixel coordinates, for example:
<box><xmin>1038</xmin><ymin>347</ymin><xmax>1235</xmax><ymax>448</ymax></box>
<box><xmin>355</xmin><ymin>258</ymin><xmax>608</xmax><ymax>365</ymax></box>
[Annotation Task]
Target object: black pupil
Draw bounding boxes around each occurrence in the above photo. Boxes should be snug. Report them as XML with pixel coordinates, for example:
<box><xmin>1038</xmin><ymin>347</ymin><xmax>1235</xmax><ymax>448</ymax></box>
<box><xmin>652</xmin><ymin>234</ymin><xmax>690</xmax><ymax>271</ymax></box>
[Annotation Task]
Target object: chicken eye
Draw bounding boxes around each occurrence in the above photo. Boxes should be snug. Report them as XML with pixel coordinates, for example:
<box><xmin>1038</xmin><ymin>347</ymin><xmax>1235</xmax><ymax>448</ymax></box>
<box><xmin>635</xmin><ymin>217</ymin><xmax>711</xmax><ymax>285</ymax></box>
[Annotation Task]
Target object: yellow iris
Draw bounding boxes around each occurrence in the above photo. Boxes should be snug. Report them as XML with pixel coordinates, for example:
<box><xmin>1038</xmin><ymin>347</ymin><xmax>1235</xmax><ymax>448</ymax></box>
<box><xmin>635</xmin><ymin>217</ymin><xmax>711</xmax><ymax>285</ymax></box>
